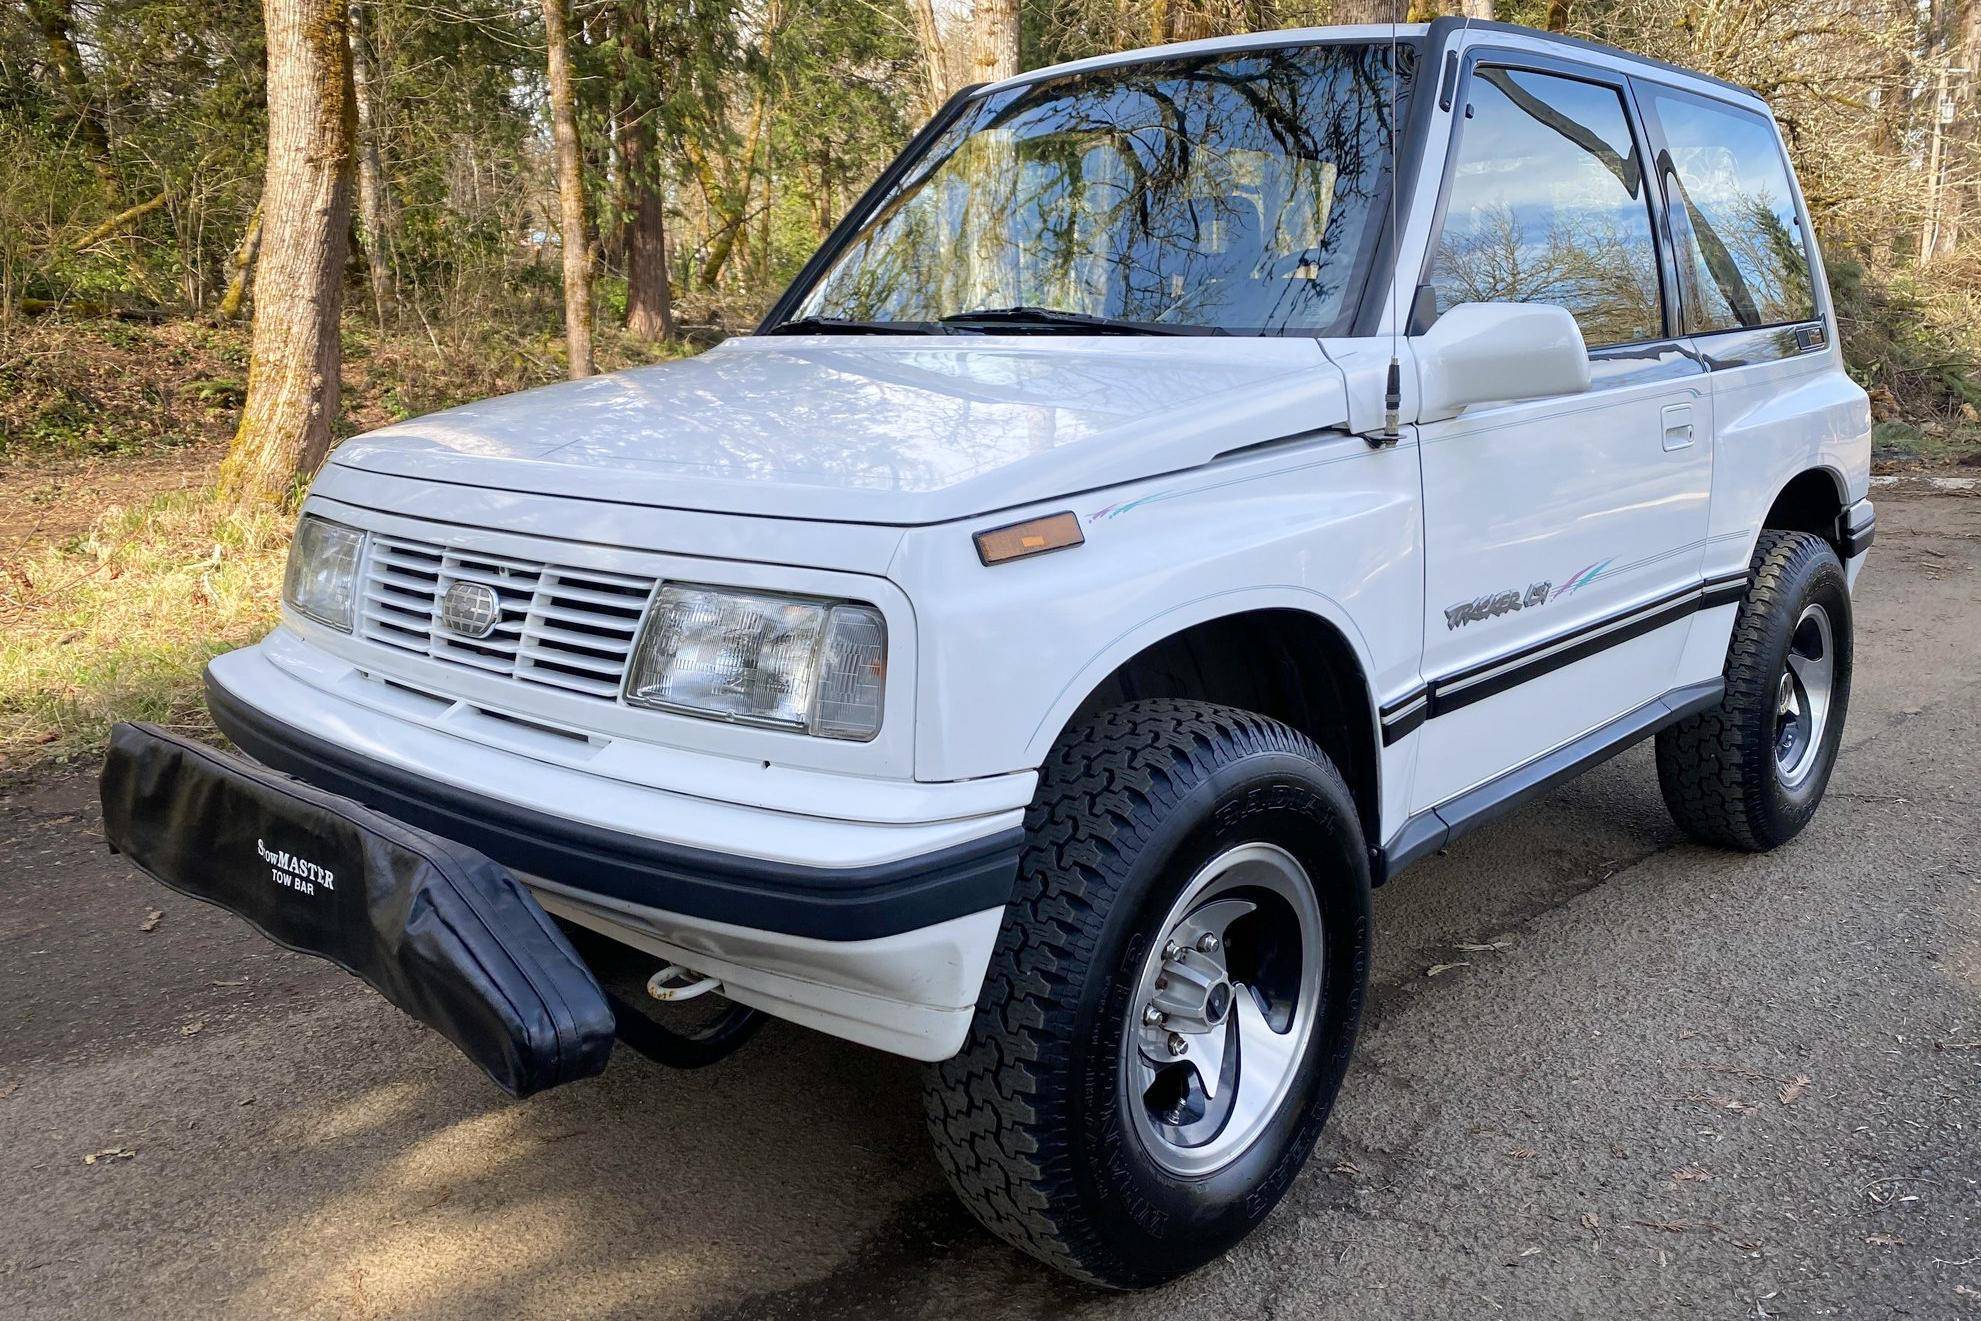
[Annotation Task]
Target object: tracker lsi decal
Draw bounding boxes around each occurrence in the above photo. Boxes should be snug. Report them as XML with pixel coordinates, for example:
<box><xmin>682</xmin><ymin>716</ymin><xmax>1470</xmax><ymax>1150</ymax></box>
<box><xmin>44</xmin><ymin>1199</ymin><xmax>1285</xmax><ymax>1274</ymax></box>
<box><xmin>1444</xmin><ymin>581</ymin><xmax>1552</xmax><ymax>630</ymax></box>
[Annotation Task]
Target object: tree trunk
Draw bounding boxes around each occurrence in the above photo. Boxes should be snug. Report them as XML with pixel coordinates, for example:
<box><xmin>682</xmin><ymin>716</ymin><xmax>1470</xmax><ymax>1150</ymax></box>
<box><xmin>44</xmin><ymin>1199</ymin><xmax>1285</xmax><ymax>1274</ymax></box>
<box><xmin>1937</xmin><ymin>0</ymin><xmax>1981</xmax><ymax>258</ymax></box>
<box><xmin>348</xmin><ymin>0</ymin><xmax>396</xmax><ymax>323</ymax></box>
<box><xmin>1462</xmin><ymin>0</ymin><xmax>1494</xmax><ymax>17</ymax></box>
<box><xmin>686</xmin><ymin>93</ymin><xmax>766</xmax><ymax>288</ymax></box>
<box><xmin>1545</xmin><ymin>0</ymin><xmax>1571</xmax><ymax>32</ymax></box>
<box><xmin>972</xmin><ymin>0</ymin><xmax>1019</xmax><ymax>83</ymax></box>
<box><xmin>24</xmin><ymin>0</ymin><xmax>117</xmax><ymax>198</ymax></box>
<box><xmin>618</xmin><ymin>0</ymin><xmax>674</xmax><ymax>341</ymax></box>
<box><xmin>218</xmin><ymin>203</ymin><xmax>264</xmax><ymax>320</ymax></box>
<box><xmin>1332</xmin><ymin>0</ymin><xmax>1397</xmax><ymax>23</ymax></box>
<box><xmin>542</xmin><ymin>0</ymin><xmax>594</xmax><ymax>378</ymax></box>
<box><xmin>217</xmin><ymin>0</ymin><xmax>356</xmax><ymax>506</ymax></box>
<box><xmin>909</xmin><ymin>0</ymin><xmax>948</xmax><ymax>115</ymax></box>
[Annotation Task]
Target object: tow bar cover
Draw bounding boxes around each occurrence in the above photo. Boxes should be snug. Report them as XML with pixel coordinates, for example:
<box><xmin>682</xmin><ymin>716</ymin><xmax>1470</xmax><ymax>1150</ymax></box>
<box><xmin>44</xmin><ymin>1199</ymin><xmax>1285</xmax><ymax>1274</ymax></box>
<box><xmin>100</xmin><ymin>722</ymin><xmax>616</xmax><ymax>1096</ymax></box>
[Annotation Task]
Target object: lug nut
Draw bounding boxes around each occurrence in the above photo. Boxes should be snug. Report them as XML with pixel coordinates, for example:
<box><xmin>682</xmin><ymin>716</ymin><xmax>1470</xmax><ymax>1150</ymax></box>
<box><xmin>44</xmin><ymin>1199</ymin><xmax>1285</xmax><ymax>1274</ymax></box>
<box><xmin>1143</xmin><ymin>1005</ymin><xmax>1166</xmax><ymax>1026</ymax></box>
<box><xmin>1162</xmin><ymin>940</ymin><xmax>1181</xmax><ymax>961</ymax></box>
<box><xmin>1167</xmin><ymin>1032</ymin><xmax>1188</xmax><ymax>1057</ymax></box>
<box><xmin>1197</xmin><ymin>933</ymin><xmax>1220</xmax><ymax>954</ymax></box>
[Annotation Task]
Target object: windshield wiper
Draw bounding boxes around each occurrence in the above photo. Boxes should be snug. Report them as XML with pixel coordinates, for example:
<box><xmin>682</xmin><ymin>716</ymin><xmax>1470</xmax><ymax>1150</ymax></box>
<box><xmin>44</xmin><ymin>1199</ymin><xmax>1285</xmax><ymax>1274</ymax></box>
<box><xmin>939</xmin><ymin>306</ymin><xmax>1221</xmax><ymax>336</ymax></box>
<box><xmin>767</xmin><ymin>315</ymin><xmax>947</xmax><ymax>335</ymax></box>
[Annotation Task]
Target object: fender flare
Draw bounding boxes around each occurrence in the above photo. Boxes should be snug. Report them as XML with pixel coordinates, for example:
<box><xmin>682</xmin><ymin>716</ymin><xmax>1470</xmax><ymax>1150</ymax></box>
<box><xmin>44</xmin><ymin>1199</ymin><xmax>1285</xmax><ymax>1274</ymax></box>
<box><xmin>1021</xmin><ymin>584</ymin><xmax>1385</xmax><ymax>767</ymax></box>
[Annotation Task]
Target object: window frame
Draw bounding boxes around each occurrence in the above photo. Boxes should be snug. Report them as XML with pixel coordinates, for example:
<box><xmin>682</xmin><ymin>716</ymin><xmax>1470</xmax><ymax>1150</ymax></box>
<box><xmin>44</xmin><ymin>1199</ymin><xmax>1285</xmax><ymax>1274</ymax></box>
<box><xmin>1410</xmin><ymin>47</ymin><xmax>1678</xmax><ymax>353</ymax></box>
<box><xmin>1629</xmin><ymin>76</ymin><xmax>1827</xmax><ymax>347</ymax></box>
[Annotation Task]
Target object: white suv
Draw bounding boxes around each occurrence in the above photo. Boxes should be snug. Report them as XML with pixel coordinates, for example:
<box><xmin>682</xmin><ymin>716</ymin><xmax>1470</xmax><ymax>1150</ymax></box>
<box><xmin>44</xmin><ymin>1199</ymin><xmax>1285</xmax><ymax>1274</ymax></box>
<box><xmin>148</xmin><ymin>18</ymin><xmax>1874</xmax><ymax>1288</ymax></box>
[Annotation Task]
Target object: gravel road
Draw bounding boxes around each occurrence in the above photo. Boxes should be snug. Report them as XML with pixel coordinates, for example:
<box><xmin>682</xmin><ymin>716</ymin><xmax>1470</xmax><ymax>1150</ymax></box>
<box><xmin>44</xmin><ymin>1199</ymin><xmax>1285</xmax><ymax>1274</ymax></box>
<box><xmin>3</xmin><ymin>492</ymin><xmax>1976</xmax><ymax>1320</ymax></box>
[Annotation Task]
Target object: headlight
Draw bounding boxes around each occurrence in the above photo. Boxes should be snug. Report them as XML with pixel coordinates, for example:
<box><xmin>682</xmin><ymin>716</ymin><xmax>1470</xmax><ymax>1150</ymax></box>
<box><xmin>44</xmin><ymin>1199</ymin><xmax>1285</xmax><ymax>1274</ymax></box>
<box><xmin>624</xmin><ymin>585</ymin><xmax>887</xmax><ymax>741</ymax></box>
<box><xmin>283</xmin><ymin>515</ymin><xmax>365</xmax><ymax>632</ymax></box>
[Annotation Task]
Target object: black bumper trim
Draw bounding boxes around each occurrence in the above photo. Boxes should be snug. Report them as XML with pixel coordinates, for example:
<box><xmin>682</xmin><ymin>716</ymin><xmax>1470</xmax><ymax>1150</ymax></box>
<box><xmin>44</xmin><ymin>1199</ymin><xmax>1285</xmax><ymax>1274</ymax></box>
<box><xmin>1839</xmin><ymin>499</ymin><xmax>1876</xmax><ymax>559</ymax></box>
<box><xmin>205</xmin><ymin>671</ymin><xmax>1023</xmax><ymax>943</ymax></box>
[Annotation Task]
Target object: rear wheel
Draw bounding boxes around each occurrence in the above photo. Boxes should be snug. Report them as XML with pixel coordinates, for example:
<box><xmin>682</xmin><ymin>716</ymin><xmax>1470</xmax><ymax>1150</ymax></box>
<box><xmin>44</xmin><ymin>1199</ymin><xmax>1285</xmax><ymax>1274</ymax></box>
<box><xmin>923</xmin><ymin>700</ymin><xmax>1371</xmax><ymax>1288</ymax></box>
<box><xmin>1656</xmin><ymin>530</ymin><xmax>1853</xmax><ymax>850</ymax></box>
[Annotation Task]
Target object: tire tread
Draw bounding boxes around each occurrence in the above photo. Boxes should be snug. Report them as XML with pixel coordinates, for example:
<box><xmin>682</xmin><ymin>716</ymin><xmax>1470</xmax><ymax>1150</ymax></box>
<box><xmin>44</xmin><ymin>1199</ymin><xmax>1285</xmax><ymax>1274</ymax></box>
<box><xmin>1656</xmin><ymin>529</ymin><xmax>1844</xmax><ymax>850</ymax></box>
<box><xmin>922</xmin><ymin>699</ymin><xmax>1335</xmax><ymax>1287</ymax></box>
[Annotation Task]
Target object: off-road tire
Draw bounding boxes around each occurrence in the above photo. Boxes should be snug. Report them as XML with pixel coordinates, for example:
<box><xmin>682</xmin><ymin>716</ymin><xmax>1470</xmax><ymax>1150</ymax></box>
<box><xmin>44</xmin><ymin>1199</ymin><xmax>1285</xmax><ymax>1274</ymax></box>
<box><xmin>1656</xmin><ymin>530</ymin><xmax>1853</xmax><ymax>850</ymax></box>
<box><xmin>922</xmin><ymin>700</ymin><xmax>1371</xmax><ymax>1289</ymax></box>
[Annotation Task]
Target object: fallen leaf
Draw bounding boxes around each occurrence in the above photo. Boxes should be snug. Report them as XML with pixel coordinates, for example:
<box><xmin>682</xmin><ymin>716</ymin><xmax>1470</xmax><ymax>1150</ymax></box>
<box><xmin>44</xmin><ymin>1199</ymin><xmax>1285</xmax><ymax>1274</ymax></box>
<box><xmin>1672</xmin><ymin>1167</ymin><xmax>1712</xmax><ymax>1183</ymax></box>
<box><xmin>1580</xmin><ymin>1212</ymin><xmax>1600</xmax><ymax>1230</ymax></box>
<box><xmin>1427</xmin><ymin>961</ymin><xmax>1470</xmax><ymax>977</ymax></box>
<box><xmin>1506</xmin><ymin>1145</ymin><xmax>1537</xmax><ymax>1159</ymax></box>
<box><xmin>0</xmin><ymin>1081</ymin><xmax>17</xmax><ymax>1101</ymax></box>
<box><xmin>1779</xmin><ymin>1075</ymin><xmax>1811</xmax><ymax>1105</ymax></box>
<box><xmin>1635</xmin><ymin>1219</ymin><xmax>1694</xmax><ymax>1234</ymax></box>
<box><xmin>1866</xmin><ymin>1233</ymin><xmax>1905</xmax><ymax>1246</ymax></box>
<box><xmin>210</xmin><ymin>978</ymin><xmax>247</xmax><ymax>988</ymax></box>
<box><xmin>1455</xmin><ymin>939</ymin><xmax>1513</xmax><ymax>953</ymax></box>
<box><xmin>1519</xmin><ymin>1247</ymin><xmax>1541</xmax><ymax>1257</ymax></box>
<box><xmin>83</xmin><ymin>1147</ymin><xmax>135</xmax><ymax>1165</ymax></box>
<box><xmin>180</xmin><ymin>1020</ymin><xmax>204</xmax><ymax>1037</ymax></box>
<box><xmin>1957</xmin><ymin>1284</ymin><xmax>1981</xmax><ymax>1300</ymax></box>
<box><xmin>140</xmin><ymin>909</ymin><xmax>163</xmax><ymax>933</ymax></box>
<box><xmin>1329</xmin><ymin>1161</ymin><xmax>1361</xmax><ymax>1176</ymax></box>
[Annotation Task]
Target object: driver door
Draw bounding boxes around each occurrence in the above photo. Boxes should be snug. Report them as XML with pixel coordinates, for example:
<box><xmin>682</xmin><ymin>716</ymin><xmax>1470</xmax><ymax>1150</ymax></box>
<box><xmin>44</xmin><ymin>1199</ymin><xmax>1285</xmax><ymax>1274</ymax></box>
<box><xmin>1408</xmin><ymin>55</ymin><xmax>1714</xmax><ymax>813</ymax></box>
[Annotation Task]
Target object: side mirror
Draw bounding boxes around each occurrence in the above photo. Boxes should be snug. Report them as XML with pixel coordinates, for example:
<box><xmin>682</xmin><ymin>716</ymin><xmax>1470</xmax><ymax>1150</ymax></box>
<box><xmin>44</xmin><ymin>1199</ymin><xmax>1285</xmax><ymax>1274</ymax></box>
<box><xmin>1413</xmin><ymin>302</ymin><xmax>1591</xmax><ymax>423</ymax></box>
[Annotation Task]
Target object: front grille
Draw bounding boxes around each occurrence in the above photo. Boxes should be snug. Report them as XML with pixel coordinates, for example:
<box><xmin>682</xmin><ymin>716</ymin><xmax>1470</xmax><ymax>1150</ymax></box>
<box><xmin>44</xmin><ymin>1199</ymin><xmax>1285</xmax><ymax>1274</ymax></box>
<box><xmin>360</xmin><ymin>534</ymin><xmax>656</xmax><ymax>700</ymax></box>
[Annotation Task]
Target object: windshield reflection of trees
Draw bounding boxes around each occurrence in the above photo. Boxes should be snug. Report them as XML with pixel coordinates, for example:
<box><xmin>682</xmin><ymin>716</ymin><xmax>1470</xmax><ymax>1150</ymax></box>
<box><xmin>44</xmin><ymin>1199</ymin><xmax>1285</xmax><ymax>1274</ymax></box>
<box><xmin>800</xmin><ymin>45</ymin><xmax>1402</xmax><ymax>334</ymax></box>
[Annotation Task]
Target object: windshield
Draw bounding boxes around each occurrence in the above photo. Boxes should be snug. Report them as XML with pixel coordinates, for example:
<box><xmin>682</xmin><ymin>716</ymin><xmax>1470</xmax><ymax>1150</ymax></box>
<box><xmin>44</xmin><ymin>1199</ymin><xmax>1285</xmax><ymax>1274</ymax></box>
<box><xmin>782</xmin><ymin>42</ymin><xmax>1408</xmax><ymax>337</ymax></box>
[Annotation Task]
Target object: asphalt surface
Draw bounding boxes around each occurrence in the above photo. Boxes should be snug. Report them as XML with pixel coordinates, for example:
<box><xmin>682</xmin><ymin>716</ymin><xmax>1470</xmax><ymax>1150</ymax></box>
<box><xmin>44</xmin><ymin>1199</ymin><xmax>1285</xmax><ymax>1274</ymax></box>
<box><xmin>3</xmin><ymin>490</ymin><xmax>1977</xmax><ymax>1320</ymax></box>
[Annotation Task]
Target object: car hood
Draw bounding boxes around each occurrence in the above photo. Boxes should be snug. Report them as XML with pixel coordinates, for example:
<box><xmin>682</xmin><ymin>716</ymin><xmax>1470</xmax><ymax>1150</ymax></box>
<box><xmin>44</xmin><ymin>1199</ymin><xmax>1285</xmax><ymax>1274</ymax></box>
<box><xmin>326</xmin><ymin>335</ymin><xmax>1349</xmax><ymax>526</ymax></box>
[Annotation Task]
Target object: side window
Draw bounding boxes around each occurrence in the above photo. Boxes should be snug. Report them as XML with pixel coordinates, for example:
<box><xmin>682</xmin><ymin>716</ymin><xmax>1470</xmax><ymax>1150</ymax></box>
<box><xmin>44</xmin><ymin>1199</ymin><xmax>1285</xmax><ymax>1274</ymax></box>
<box><xmin>1642</xmin><ymin>87</ymin><xmax>1817</xmax><ymax>332</ymax></box>
<box><xmin>1426</xmin><ymin>66</ymin><xmax>1662</xmax><ymax>348</ymax></box>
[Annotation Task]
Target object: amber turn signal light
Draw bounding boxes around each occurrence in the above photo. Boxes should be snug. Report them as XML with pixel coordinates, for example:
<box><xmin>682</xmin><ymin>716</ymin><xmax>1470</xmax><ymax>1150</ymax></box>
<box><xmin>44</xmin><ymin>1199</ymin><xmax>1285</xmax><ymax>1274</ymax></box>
<box><xmin>973</xmin><ymin>511</ymin><xmax>1085</xmax><ymax>566</ymax></box>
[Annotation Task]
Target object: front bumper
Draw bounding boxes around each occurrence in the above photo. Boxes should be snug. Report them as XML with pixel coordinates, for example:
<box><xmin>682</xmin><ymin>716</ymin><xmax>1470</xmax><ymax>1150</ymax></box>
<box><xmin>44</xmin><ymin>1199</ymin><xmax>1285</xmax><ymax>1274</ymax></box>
<box><xmin>204</xmin><ymin>637</ymin><xmax>1027</xmax><ymax>1059</ymax></box>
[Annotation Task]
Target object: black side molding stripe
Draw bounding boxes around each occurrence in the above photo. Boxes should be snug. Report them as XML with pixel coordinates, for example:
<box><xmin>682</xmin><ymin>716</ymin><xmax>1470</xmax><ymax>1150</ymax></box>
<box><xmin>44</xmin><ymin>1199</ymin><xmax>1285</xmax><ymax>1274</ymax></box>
<box><xmin>1382</xmin><ymin>573</ymin><xmax>1751</xmax><ymax>745</ymax></box>
<box><xmin>1379</xmin><ymin>691</ymin><xmax>1428</xmax><ymax>746</ymax></box>
<box><xmin>1378</xmin><ymin>677</ymin><xmax>1726</xmax><ymax>881</ymax></box>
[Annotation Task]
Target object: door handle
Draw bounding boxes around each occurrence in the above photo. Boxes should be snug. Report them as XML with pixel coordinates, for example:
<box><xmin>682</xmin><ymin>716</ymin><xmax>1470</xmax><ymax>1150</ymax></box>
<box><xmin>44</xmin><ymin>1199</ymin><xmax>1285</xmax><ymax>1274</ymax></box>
<box><xmin>1661</xmin><ymin>403</ymin><xmax>1695</xmax><ymax>451</ymax></box>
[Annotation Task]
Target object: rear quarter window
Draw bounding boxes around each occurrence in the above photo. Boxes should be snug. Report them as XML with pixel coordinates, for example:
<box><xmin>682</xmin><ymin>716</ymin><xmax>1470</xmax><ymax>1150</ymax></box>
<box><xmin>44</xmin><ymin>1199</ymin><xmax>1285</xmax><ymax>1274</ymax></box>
<box><xmin>1640</xmin><ymin>86</ymin><xmax>1818</xmax><ymax>333</ymax></box>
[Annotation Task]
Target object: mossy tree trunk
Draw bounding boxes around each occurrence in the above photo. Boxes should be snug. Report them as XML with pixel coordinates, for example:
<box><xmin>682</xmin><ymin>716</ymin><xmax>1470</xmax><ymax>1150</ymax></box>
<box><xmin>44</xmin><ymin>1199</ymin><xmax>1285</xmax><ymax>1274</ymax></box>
<box><xmin>217</xmin><ymin>0</ymin><xmax>357</xmax><ymax>506</ymax></box>
<box><xmin>542</xmin><ymin>0</ymin><xmax>595</xmax><ymax>378</ymax></box>
<box><xmin>24</xmin><ymin>0</ymin><xmax>117</xmax><ymax>199</ymax></box>
<box><xmin>217</xmin><ymin>202</ymin><xmax>263</xmax><ymax>319</ymax></box>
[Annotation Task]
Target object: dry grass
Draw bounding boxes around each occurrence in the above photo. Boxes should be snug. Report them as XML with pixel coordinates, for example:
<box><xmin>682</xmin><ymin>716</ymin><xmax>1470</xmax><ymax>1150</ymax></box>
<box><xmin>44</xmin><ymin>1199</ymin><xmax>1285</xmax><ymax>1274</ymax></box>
<box><xmin>0</xmin><ymin>314</ymin><xmax>702</xmax><ymax>778</ymax></box>
<box><xmin>0</xmin><ymin>492</ymin><xmax>287</xmax><ymax>772</ymax></box>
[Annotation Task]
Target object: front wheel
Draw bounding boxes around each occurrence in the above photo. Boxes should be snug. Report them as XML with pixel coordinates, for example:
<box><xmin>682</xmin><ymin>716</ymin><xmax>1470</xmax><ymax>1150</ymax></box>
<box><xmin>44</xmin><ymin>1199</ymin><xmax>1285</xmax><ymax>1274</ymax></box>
<box><xmin>923</xmin><ymin>700</ymin><xmax>1371</xmax><ymax>1288</ymax></box>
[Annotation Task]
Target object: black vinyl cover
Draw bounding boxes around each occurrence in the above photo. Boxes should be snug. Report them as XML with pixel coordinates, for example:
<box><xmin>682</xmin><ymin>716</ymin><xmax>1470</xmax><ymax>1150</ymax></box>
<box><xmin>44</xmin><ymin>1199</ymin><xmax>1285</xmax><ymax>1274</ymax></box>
<box><xmin>100</xmin><ymin>722</ymin><xmax>617</xmax><ymax>1097</ymax></box>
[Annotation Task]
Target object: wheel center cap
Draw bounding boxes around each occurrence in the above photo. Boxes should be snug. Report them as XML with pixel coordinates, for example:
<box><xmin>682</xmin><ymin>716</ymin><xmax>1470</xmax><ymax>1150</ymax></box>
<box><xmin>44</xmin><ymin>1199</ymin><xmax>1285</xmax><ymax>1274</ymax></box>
<box><xmin>1205</xmin><ymin>981</ymin><xmax>1233</xmax><ymax>1025</ymax></box>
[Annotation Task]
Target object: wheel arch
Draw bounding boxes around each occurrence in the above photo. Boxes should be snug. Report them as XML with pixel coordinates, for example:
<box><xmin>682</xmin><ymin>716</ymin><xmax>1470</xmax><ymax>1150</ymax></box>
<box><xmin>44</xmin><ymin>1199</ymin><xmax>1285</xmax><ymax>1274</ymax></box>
<box><xmin>1760</xmin><ymin>465</ymin><xmax>1851</xmax><ymax>556</ymax></box>
<box><xmin>1029</xmin><ymin>598</ymin><xmax>1384</xmax><ymax>848</ymax></box>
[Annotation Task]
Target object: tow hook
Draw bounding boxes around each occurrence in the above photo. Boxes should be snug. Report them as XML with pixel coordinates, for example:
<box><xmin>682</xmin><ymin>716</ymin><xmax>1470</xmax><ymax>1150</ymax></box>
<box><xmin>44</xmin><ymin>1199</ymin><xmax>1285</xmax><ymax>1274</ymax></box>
<box><xmin>605</xmin><ymin>961</ymin><xmax>764</xmax><ymax>1069</ymax></box>
<box><xmin>646</xmin><ymin>963</ymin><xmax>721</xmax><ymax>1003</ymax></box>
